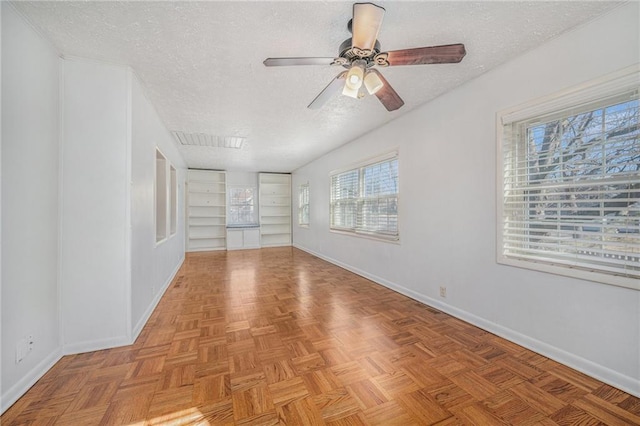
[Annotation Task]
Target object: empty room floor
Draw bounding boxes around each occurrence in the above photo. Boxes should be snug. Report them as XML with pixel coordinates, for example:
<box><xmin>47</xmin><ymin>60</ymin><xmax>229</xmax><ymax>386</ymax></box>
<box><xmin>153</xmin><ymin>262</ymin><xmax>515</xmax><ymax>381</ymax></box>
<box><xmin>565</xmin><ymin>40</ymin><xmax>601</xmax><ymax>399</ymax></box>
<box><xmin>2</xmin><ymin>247</ymin><xmax>639</xmax><ymax>425</ymax></box>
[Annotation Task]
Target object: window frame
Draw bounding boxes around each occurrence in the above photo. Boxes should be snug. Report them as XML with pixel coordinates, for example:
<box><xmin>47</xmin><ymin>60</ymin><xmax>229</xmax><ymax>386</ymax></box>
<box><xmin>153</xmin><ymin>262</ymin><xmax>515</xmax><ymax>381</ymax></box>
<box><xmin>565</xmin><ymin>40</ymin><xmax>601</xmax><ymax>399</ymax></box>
<box><xmin>496</xmin><ymin>65</ymin><xmax>639</xmax><ymax>290</ymax></box>
<box><xmin>298</xmin><ymin>183</ymin><xmax>310</xmax><ymax>227</ymax></box>
<box><xmin>329</xmin><ymin>151</ymin><xmax>399</xmax><ymax>242</ymax></box>
<box><xmin>155</xmin><ymin>148</ymin><xmax>178</xmax><ymax>245</ymax></box>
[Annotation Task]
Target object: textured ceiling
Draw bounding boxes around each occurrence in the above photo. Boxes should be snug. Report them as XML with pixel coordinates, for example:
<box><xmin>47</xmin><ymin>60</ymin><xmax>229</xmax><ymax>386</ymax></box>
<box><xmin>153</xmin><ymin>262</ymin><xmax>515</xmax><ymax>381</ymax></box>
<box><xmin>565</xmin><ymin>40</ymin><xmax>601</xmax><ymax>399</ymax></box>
<box><xmin>13</xmin><ymin>1</ymin><xmax>622</xmax><ymax>172</ymax></box>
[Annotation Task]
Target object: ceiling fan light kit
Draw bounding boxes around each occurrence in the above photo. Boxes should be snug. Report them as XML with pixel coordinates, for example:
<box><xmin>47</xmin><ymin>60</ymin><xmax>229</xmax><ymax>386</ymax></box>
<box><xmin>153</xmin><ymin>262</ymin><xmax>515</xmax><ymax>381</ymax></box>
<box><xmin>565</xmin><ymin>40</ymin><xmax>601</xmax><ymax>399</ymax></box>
<box><xmin>264</xmin><ymin>2</ymin><xmax>466</xmax><ymax>112</ymax></box>
<box><xmin>364</xmin><ymin>70</ymin><xmax>383</xmax><ymax>95</ymax></box>
<box><xmin>343</xmin><ymin>60</ymin><xmax>366</xmax><ymax>98</ymax></box>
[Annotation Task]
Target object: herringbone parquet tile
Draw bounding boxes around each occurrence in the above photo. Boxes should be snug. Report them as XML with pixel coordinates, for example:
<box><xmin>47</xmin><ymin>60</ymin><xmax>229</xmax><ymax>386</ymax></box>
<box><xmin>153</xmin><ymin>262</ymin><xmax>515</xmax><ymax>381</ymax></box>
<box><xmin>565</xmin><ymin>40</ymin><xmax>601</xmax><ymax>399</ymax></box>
<box><xmin>2</xmin><ymin>248</ymin><xmax>639</xmax><ymax>425</ymax></box>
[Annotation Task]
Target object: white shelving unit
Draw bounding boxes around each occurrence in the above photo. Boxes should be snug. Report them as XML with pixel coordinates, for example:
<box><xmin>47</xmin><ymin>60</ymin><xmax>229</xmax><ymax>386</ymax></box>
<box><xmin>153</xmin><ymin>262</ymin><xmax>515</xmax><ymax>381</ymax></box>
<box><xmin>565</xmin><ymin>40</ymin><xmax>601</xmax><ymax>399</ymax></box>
<box><xmin>259</xmin><ymin>173</ymin><xmax>292</xmax><ymax>247</ymax></box>
<box><xmin>187</xmin><ymin>170</ymin><xmax>227</xmax><ymax>251</ymax></box>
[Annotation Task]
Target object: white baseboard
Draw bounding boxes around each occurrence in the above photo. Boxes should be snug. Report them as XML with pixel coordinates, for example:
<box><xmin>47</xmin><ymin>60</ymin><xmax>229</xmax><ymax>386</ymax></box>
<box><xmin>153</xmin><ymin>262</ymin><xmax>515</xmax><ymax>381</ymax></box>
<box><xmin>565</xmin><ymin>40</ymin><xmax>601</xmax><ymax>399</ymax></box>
<box><xmin>1</xmin><ymin>257</ymin><xmax>186</xmax><ymax>416</ymax></box>
<box><xmin>132</xmin><ymin>255</ymin><xmax>184</xmax><ymax>341</ymax></box>
<box><xmin>1</xmin><ymin>348</ymin><xmax>63</xmax><ymax>414</ymax></box>
<box><xmin>62</xmin><ymin>335</ymin><xmax>131</xmax><ymax>355</ymax></box>
<box><xmin>293</xmin><ymin>244</ymin><xmax>640</xmax><ymax>398</ymax></box>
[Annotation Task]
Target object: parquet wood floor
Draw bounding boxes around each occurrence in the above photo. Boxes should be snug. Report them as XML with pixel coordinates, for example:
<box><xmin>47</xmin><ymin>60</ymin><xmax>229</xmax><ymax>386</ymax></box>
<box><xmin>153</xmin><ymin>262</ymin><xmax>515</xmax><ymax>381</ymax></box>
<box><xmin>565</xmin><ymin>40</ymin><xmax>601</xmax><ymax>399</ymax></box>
<box><xmin>2</xmin><ymin>247</ymin><xmax>639</xmax><ymax>425</ymax></box>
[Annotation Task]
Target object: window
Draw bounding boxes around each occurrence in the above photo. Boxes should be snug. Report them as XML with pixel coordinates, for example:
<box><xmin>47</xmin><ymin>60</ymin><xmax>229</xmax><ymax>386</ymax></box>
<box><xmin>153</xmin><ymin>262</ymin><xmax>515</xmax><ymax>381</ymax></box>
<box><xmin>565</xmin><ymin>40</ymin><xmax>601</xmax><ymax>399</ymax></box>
<box><xmin>156</xmin><ymin>149</ymin><xmax>177</xmax><ymax>243</ymax></box>
<box><xmin>330</xmin><ymin>153</ymin><xmax>398</xmax><ymax>240</ymax></box>
<box><xmin>155</xmin><ymin>149</ymin><xmax>167</xmax><ymax>243</ymax></box>
<box><xmin>169</xmin><ymin>165</ymin><xmax>177</xmax><ymax>235</ymax></box>
<box><xmin>498</xmin><ymin>67</ymin><xmax>639</xmax><ymax>289</ymax></box>
<box><xmin>228</xmin><ymin>186</ymin><xmax>257</xmax><ymax>225</ymax></box>
<box><xmin>299</xmin><ymin>183</ymin><xmax>310</xmax><ymax>226</ymax></box>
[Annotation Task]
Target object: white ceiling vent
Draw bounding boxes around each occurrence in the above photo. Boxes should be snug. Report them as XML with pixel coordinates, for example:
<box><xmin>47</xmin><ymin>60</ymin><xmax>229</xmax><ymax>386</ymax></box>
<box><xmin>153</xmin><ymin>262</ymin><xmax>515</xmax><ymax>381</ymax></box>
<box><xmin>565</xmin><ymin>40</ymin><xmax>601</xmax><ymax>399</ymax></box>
<box><xmin>172</xmin><ymin>131</ymin><xmax>245</xmax><ymax>149</ymax></box>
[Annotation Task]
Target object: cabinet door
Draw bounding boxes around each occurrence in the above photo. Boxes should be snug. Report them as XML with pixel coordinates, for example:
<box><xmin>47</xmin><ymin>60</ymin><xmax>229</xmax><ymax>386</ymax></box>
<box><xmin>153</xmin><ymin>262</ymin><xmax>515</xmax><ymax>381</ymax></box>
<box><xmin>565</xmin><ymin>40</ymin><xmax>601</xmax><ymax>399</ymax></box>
<box><xmin>244</xmin><ymin>228</ymin><xmax>261</xmax><ymax>248</ymax></box>
<box><xmin>226</xmin><ymin>229</ymin><xmax>243</xmax><ymax>250</ymax></box>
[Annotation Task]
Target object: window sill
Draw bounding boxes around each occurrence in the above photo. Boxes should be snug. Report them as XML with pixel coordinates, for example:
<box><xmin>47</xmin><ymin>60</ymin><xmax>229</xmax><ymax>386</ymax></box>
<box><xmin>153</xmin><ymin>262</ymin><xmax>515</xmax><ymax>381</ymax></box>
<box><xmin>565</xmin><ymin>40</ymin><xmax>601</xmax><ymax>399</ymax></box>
<box><xmin>330</xmin><ymin>228</ymin><xmax>400</xmax><ymax>245</ymax></box>
<box><xmin>156</xmin><ymin>231</ymin><xmax>179</xmax><ymax>247</ymax></box>
<box><xmin>497</xmin><ymin>255</ymin><xmax>640</xmax><ymax>291</ymax></box>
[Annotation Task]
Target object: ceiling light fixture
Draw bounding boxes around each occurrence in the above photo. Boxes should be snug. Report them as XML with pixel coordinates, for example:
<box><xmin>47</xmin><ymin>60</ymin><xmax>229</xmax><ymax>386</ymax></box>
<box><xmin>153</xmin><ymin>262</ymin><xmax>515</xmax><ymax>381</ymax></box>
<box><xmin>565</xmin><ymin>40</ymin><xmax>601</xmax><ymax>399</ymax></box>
<box><xmin>342</xmin><ymin>60</ymin><xmax>365</xmax><ymax>99</ymax></box>
<box><xmin>264</xmin><ymin>2</ymin><xmax>467</xmax><ymax>112</ymax></box>
<box><xmin>364</xmin><ymin>70</ymin><xmax>384</xmax><ymax>94</ymax></box>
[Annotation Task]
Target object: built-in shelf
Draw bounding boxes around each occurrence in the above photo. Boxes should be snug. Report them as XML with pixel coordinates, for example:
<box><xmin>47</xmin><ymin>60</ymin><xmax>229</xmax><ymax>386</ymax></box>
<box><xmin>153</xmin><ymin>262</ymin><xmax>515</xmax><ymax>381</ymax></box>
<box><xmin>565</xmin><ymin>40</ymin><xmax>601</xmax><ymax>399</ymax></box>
<box><xmin>187</xmin><ymin>170</ymin><xmax>226</xmax><ymax>252</ymax></box>
<box><xmin>259</xmin><ymin>173</ymin><xmax>292</xmax><ymax>247</ymax></box>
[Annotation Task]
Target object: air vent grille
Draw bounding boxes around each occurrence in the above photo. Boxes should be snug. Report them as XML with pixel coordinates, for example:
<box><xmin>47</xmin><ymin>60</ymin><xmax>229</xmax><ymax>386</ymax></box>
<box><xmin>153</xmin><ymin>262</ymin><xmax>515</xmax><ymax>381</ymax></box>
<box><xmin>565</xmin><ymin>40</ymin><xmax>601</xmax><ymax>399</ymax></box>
<box><xmin>172</xmin><ymin>131</ymin><xmax>245</xmax><ymax>149</ymax></box>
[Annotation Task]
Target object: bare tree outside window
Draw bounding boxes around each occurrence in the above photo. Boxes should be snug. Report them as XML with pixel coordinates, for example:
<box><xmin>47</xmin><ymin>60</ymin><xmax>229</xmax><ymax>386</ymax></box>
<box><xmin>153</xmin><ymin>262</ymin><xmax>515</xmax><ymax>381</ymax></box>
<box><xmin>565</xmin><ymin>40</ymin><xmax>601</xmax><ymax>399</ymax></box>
<box><xmin>504</xmin><ymin>94</ymin><xmax>639</xmax><ymax>278</ymax></box>
<box><xmin>360</xmin><ymin>160</ymin><xmax>398</xmax><ymax>234</ymax></box>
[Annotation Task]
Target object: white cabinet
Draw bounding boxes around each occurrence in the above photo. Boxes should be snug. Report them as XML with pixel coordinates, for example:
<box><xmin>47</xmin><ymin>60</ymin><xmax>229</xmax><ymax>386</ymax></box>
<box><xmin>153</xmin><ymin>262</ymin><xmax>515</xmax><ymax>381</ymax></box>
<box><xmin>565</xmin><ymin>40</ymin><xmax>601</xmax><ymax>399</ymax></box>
<box><xmin>187</xmin><ymin>170</ymin><xmax>226</xmax><ymax>251</ymax></box>
<box><xmin>259</xmin><ymin>173</ymin><xmax>292</xmax><ymax>247</ymax></box>
<box><xmin>226</xmin><ymin>227</ymin><xmax>260</xmax><ymax>250</ymax></box>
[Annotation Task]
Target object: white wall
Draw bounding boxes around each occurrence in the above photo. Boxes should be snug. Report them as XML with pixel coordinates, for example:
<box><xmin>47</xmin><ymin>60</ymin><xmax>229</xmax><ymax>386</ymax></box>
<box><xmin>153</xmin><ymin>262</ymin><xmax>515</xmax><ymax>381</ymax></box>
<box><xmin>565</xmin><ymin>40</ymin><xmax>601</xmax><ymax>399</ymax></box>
<box><xmin>1</xmin><ymin>3</ymin><xmax>62</xmax><ymax>411</ymax></box>
<box><xmin>226</xmin><ymin>171</ymin><xmax>259</xmax><ymax>188</ymax></box>
<box><xmin>293</xmin><ymin>3</ymin><xmax>640</xmax><ymax>396</ymax></box>
<box><xmin>131</xmin><ymin>74</ymin><xmax>186</xmax><ymax>337</ymax></box>
<box><xmin>1</xmin><ymin>9</ymin><xmax>190</xmax><ymax>414</ymax></box>
<box><xmin>60</xmin><ymin>58</ymin><xmax>131</xmax><ymax>352</ymax></box>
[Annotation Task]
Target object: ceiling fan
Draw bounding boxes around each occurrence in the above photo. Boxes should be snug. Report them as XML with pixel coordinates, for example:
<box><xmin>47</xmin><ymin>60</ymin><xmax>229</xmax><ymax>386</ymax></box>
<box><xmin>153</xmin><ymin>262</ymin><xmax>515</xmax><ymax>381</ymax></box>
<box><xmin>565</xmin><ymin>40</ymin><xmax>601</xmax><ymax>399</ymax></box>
<box><xmin>263</xmin><ymin>2</ymin><xmax>466</xmax><ymax>111</ymax></box>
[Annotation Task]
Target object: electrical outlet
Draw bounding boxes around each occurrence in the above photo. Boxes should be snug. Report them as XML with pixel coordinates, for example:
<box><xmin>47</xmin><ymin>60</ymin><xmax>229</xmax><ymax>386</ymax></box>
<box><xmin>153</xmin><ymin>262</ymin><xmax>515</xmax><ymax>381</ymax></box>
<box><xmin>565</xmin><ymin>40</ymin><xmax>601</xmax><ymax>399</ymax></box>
<box><xmin>439</xmin><ymin>286</ymin><xmax>447</xmax><ymax>298</ymax></box>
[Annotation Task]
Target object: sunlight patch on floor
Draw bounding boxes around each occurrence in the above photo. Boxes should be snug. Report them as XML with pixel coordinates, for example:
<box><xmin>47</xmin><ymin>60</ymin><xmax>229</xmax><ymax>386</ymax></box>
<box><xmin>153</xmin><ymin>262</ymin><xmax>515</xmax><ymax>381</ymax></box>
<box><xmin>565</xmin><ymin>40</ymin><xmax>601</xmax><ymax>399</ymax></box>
<box><xmin>128</xmin><ymin>407</ymin><xmax>210</xmax><ymax>426</ymax></box>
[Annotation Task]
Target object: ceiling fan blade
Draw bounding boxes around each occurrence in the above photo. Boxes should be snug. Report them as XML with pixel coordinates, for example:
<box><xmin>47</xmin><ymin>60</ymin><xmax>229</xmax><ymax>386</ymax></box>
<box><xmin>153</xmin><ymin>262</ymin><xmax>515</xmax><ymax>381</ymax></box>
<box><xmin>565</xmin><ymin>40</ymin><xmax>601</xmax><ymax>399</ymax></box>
<box><xmin>383</xmin><ymin>43</ymin><xmax>466</xmax><ymax>66</ymax></box>
<box><xmin>351</xmin><ymin>3</ymin><xmax>385</xmax><ymax>52</ymax></box>
<box><xmin>308</xmin><ymin>72</ymin><xmax>347</xmax><ymax>109</ymax></box>
<box><xmin>370</xmin><ymin>69</ymin><xmax>404</xmax><ymax>111</ymax></box>
<box><xmin>263</xmin><ymin>57</ymin><xmax>337</xmax><ymax>67</ymax></box>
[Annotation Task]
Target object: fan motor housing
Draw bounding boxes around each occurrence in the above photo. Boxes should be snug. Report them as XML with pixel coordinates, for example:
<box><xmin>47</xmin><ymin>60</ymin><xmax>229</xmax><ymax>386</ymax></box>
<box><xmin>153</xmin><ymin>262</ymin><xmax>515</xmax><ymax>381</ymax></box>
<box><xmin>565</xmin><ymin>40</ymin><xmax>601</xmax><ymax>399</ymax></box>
<box><xmin>338</xmin><ymin>38</ymin><xmax>381</xmax><ymax>67</ymax></box>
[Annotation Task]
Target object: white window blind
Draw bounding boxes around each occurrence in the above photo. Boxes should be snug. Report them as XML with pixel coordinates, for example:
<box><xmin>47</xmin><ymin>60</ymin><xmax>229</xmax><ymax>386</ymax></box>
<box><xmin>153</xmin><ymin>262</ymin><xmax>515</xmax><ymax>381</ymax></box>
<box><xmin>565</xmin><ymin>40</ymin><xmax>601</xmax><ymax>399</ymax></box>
<box><xmin>331</xmin><ymin>170</ymin><xmax>359</xmax><ymax>230</ymax></box>
<box><xmin>330</xmin><ymin>154</ymin><xmax>399</xmax><ymax>240</ymax></box>
<box><xmin>500</xmin><ymin>84</ymin><xmax>639</xmax><ymax>287</ymax></box>
<box><xmin>299</xmin><ymin>183</ymin><xmax>309</xmax><ymax>226</ymax></box>
<box><xmin>228</xmin><ymin>187</ymin><xmax>257</xmax><ymax>225</ymax></box>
